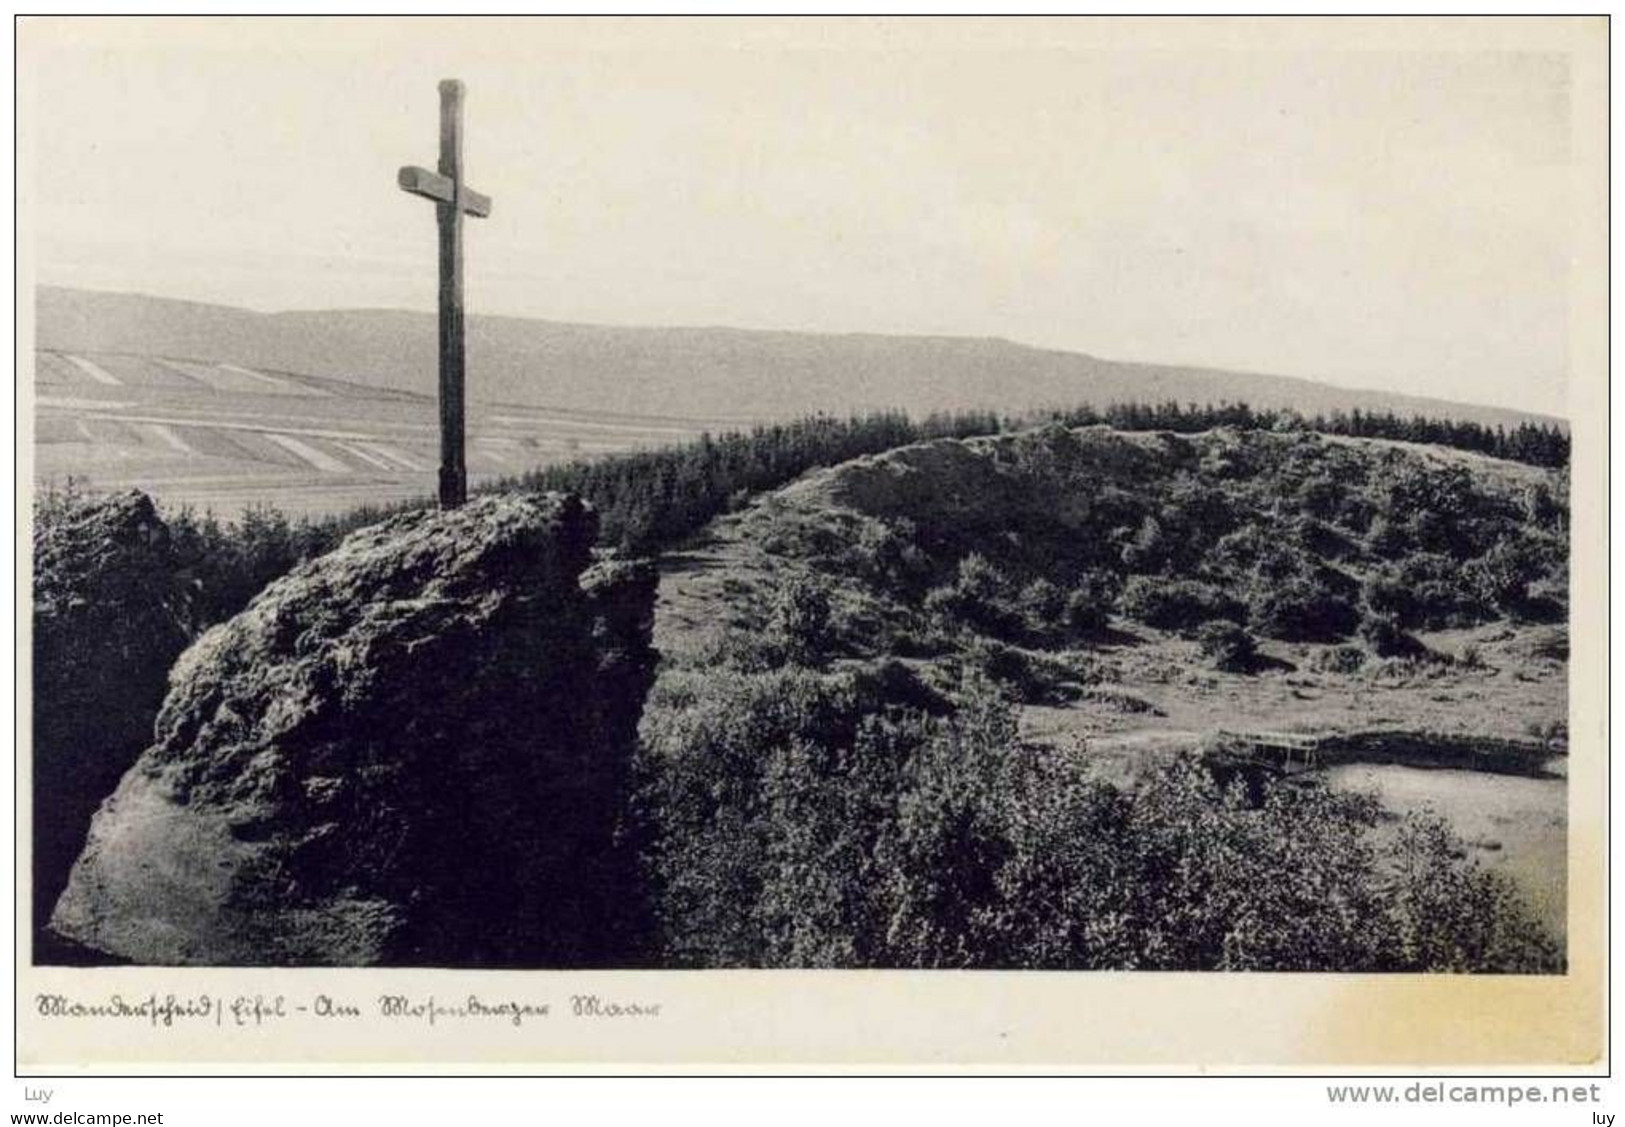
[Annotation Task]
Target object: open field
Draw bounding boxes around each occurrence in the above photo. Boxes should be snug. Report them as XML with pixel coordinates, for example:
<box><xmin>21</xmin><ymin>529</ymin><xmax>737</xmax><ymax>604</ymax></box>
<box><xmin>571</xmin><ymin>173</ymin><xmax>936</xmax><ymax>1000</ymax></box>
<box><xmin>31</xmin><ymin>348</ymin><xmax>747</xmax><ymax>518</ymax></box>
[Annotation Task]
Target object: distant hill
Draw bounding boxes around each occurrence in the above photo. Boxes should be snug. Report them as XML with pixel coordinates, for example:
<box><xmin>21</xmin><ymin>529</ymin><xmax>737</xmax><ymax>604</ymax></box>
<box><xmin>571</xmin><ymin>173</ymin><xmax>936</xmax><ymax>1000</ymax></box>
<box><xmin>35</xmin><ymin>287</ymin><xmax>1560</xmax><ymax>429</ymax></box>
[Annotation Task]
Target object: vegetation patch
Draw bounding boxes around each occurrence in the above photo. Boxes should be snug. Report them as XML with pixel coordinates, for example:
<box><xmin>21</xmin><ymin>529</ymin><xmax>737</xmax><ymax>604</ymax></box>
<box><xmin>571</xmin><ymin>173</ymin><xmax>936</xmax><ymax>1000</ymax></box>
<box><xmin>637</xmin><ymin>682</ymin><xmax>1558</xmax><ymax>971</ymax></box>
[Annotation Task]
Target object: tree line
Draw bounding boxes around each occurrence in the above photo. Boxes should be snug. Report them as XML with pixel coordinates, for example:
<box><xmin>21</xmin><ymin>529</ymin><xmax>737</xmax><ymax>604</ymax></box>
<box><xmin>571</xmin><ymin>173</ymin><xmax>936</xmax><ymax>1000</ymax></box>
<box><xmin>483</xmin><ymin>400</ymin><xmax>1566</xmax><ymax>555</ymax></box>
<box><xmin>91</xmin><ymin>397</ymin><xmax>1565</xmax><ymax>631</ymax></box>
<box><xmin>1042</xmin><ymin>400</ymin><xmax>1568</xmax><ymax>469</ymax></box>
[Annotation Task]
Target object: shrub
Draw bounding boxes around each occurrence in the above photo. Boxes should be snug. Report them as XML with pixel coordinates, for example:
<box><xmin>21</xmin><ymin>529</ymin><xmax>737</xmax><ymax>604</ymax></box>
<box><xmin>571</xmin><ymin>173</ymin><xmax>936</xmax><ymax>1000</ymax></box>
<box><xmin>1211</xmin><ymin>524</ymin><xmax>1272</xmax><ymax>571</ymax></box>
<box><xmin>1523</xmin><ymin>719</ymin><xmax>1567</xmax><ymax>748</ymax></box>
<box><xmin>852</xmin><ymin>658</ymin><xmax>950</xmax><ymax>716</ymax></box>
<box><xmin>1196</xmin><ymin>621</ymin><xmax>1257</xmax><ymax>672</ymax></box>
<box><xmin>639</xmin><ymin>685</ymin><xmax>1561</xmax><ymax>970</ymax></box>
<box><xmin>1463</xmin><ymin>536</ymin><xmax>1546</xmax><ymax>616</ymax></box>
<box><xmin>1119</xmin><ymin>515</ymin><xmax>1173</xmax><ymax>573</ymax></box>
<box><xmin>691</xmin><ymin>625</ymin><xmax>786</xmax><ymax>673</ymax></box>
<box><xmin>1119</xmin><ymin>577</ymin><xmax>1243</xmax><ymax>633</ymax></box>
<box><xmin>1310</xmin><ymin>644</ymin><xmax>1367</xmax><ymax>674</ymax></box>
<box><xmin>1156</xmin><ymin>476</ymin><xmax>1235</xmax><ymax>559</ymax></box>
<box><xmin>1295</xmin><ymin>473</ymin><xmax>1344</xmax><ymax>520</ymax></box>
<box><xmin>1359</xmin><ymin>610</ymin><xmax>1418</xmax><ymax>658</ymax></box>
<box><xmin>1388</xmin><ymin>815</ymin><xmax>1561</xmax><ymax>972</ymax></box>
<box><xmin>1249</xmin><ymin>572</ymin><xmax>1360</xmax><ymax>642</ymax></box>
<box><xmin>1529</xmin><ymin>563</ymin><xmax>1569</xmax><ymax>618</ymax></box>
<box><xmin>1063</xmin><ymin>573</ymin><xmax>1119</xmax><ymax>634</ymax></box>
<box><xmin>848</xmin><ymin>517</ymin><xmax>929</xmax><ymax>589</ymax></box>
<box><xmin>1366</xmin><ymin>515</ymin><xmax>1411</xmax><ymax>560</ymax></box>
<box><xmin>636</xmin><ymin>665</ymin><xmax>878</xmax><ymax>966</ymax></box>
<box><xmin>961</xmin><ymin>639</ymin><xmax>1079</xmax><ymax>706</ymax></box>
<box><xmin>1287</xmin><ymin>515</ymin><xmax>1353</xmax><ymax>560</ymax></box>
<box><xmin>1523</xmin><ymin>482</ymin><xmax>1565</xmax><ymax>528</ymax></box>
<box><xmin>1365</xmin><ymin>554</ymin><xmax>1489</xmax><ymax>631</ymax></box>
<box><xmin>1375</xmin><ymin>461</ymin><xmax>1510</xmax><ymax>559</ymax></box>
<box><xmin>1017</xmin><ymin>578</ymin><xmax>1067</xmax><ymax>635</ymax></box>
<box><xmin>922</xmin><ymin>553</ymin><xmax>1021</xmax><ymax>638</ymax></box>
<box><xmin>1362</xmin><ymin>573</ymin><xmax>1415</xmax><ymax>624</ymax></box>
<box><xmin>764</xmin><ymin>573</ymin><xmax>835</xmax><ymax>666</ymax></box>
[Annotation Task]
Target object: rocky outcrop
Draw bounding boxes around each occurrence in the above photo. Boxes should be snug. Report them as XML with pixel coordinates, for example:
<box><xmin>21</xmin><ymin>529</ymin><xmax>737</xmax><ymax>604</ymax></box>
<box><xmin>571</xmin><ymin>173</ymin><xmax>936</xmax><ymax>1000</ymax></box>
<box><xmin>51</xmin><ymin>493</ymin><xmax>658</xmax><ymax>967</ymax></box>
<box><xmin>32</xmin><ymin>489</ymin><xmax>190</xmax><ymax>944</ymax></box>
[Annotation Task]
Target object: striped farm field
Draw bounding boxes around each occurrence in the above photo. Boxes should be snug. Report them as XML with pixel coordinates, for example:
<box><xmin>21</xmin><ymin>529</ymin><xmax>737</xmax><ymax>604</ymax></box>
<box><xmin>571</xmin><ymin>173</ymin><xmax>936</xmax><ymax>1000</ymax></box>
<box><xmin>32</xmin><ymin>349</ymin><xmax>748</xmax><ymax>518</ymax></box>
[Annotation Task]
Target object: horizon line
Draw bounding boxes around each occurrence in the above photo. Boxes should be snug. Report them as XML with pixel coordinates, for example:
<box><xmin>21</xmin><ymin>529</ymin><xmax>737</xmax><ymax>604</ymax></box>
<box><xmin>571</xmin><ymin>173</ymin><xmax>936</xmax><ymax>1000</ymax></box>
<box><xmin>32</xmin><ymin>281</ymin><xmax>1566</xmax><ymax>425</ymax></box>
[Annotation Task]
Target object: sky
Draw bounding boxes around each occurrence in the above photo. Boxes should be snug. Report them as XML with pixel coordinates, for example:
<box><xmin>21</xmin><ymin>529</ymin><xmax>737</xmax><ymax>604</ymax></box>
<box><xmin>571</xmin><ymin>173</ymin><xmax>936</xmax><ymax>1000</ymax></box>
<box><xmin>20</xmin><ymin>17</ymin><xmax>1601</xmax><ymax>414</ymax></box>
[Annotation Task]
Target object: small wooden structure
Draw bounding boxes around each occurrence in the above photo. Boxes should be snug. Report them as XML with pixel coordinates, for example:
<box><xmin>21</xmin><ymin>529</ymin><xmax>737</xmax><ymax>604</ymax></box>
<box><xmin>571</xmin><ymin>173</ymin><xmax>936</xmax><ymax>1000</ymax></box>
<box><xmin>1213</xmin><ymin>729</ymin><xmax>1325</xmax><ymax>775</ymax></box>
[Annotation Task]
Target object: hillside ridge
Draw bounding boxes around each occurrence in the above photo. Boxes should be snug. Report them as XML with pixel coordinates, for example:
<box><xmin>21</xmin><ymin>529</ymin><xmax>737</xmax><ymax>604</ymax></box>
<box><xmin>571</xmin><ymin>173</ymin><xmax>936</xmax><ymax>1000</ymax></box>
<box><xmin>36</xmin><ymin>285</ymin><xmax>1561</xmax><ymax>428</ymax></box>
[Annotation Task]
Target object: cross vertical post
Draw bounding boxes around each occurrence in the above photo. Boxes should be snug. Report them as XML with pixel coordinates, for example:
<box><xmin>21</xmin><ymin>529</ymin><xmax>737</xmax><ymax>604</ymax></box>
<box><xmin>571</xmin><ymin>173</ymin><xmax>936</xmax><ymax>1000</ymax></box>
<box><xmin>398</xmin><ymin>78</ymin><xmax>493</xmax><ymax>510</ymax></box>
<box><xmin>437</xmin><ymin>79</ymin><xmax>467</xmax><ymax>510</ymax></box>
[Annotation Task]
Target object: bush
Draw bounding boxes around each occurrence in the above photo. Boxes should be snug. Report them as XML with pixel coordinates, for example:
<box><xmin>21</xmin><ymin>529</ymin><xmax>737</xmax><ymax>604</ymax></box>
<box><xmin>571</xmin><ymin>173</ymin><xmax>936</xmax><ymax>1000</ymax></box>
<box><xmin>849</xmin><ymin>517</ymin><xmax>929</xmax><ymax>589</ymax></box>
<box><xmin>1366</xmin><ymin>515</ymin><xmax>1411</xmax><ymax>560</ymax></box>
<box><xmin>638</xmin><ymin>687</ymin><xmax>1560</xmax><ymax>970</ymax></box>
<box><xmin>691</xmin><ymin>626</ymin><xmax>785</xmax><ymax>673</ymax></box>
<box><xmin>1196</xmin><ymin>621</ymin><xmax>1257</xmax><ymax>672</ymax></box>
<box><xmin>1362</xmin><ymin>572</ymin><xmax>1415</xmax><ymax>623</ymax></box>
<box><xmin>1310</xmin><ymin>645</ymin><xmax>1367</xmax><ymax>674</ymax></box>
<box><xmin>1017</xmin><ymin>578</ymin><xmax>1067</xmax><ymax>636</ymax></box>
<box><xmin>922</xmin><ymin>553</ymin><xmax>1022</xmax><ymax>638</ymax></box>
<box><xmin>1287</xmin><ymin>515</ymin><xmax>1353</xmax><ymax>560</ymax></box>
<box><xmin>1388</xmin><ymin>815</ymin><xmax>1561</xmax><ymax>972</ymax></box>
<box><xmin>1375</xmin><ymin>461</ymin><xmax>1511</xmax><ymax>560</ymax></box>
<box><xmin>1119</xmin><ymin>515</ymin><xmax>1174</xmax><ymax>573</ymax></box>
<box><xmin>636</xmin><ymin>665</ymin><xmax>880</xmax><ymax>966</ymax></box>
<box><xmin>1063</xmin><ymin>573</ymin><xmax>1119</xmax><ymax>634</ymax></box>
<box><xmin>1119</xmin><ymin>577</ymin><xmax>1243</xmax><ymax>633</ymax></box>
<box><xmin>1523</xmin><ymin>719</ymin><xmax>1567</xmax><ymax>748</ymax></box>
<box><xmin>1359</xmin><ymin>611</ymin><xmax>1420</xmax><ymax>658</ymax></box>
<box><xmin>852</xmin><ymin>658</ymin><xmax>950</xmax><ymax>716</ymax></box>
<box><xmin>1365</xmin><ymin>554</ymin><xmax>1489</xmax><ymax>631</ymax></box>
<box><xmin>765</xmin><ymin>573</ymin><xmax>835</xmax><ymax>666</ymax></box>
<box><xmin>962</xmin><ymin>639</ymin><xmax>1080</xmax><ymax>705</ymax></box>
<box><xmin>1463</xmin><ymin>536</ymin><xmax>1546</xmax><ymax>615</ymax></box>
<box><xmin>1295</xmin><ymin>473</ymin><xmax>1344</xmax><ymax>520</ymax></box>
<box><xmin>1211</xmin><ymin>525</ymin><xmax>1272</xmax><ymax>571</ymax></box>
<box><xmin>1249</xmin><ymin>572</ymin><xmax>1360</xmax><ymax>642</ymax></box>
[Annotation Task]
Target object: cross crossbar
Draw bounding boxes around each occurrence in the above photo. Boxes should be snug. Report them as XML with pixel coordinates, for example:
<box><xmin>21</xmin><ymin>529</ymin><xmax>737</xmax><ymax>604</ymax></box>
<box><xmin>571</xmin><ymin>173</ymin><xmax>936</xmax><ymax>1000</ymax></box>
<box><xmin>397</xmin><ymin>165</ymin><xmax>492</xmax><ymax>218</ymax></box>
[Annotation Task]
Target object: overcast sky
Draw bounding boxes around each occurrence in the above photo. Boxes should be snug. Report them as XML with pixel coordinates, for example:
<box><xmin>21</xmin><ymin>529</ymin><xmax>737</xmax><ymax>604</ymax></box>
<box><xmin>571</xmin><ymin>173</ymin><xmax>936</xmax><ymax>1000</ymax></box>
<box><xmin>21</xmin><ymin>18</ymin><xmax>1601</xmax><ymax>414</ymax></box>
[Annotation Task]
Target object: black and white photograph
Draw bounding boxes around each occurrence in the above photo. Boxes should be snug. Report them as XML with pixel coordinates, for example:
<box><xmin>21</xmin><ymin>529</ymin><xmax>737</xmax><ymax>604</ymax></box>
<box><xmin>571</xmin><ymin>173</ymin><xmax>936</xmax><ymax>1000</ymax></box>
<box><xmin>13</xmin><ymin>14</ymin><xmax>1608</xmax><ymax>1079</ymax></box>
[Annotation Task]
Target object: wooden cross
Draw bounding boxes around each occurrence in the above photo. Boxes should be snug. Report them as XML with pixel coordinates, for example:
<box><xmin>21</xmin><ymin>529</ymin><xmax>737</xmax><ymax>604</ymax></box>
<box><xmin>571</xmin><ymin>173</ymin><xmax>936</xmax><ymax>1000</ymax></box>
<box><xmin>397</xmin><ymin>79</ymin><xmax>492</xmax><ymax>509</ymax></box>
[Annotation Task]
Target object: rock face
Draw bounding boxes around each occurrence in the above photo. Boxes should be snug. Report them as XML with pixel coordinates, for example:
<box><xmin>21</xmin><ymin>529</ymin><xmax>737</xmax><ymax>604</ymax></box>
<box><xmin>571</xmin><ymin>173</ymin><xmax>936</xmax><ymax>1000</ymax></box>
<box><xmin>32</xmin><ymin>489</ymin><xmax>190</xmax><ymax>944</ymax></box>
<box><xmin>52</xmin><ymin>493</ymin><xmax>658</xmax><ymax>967</ymax></box>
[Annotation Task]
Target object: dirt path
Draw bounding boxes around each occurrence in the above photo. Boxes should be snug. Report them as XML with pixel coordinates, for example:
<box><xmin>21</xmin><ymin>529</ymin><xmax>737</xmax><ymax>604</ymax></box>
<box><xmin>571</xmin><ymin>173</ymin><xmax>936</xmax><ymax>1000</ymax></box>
<box><xmin>651</xmin><ymin>514</ymin><xmax>771</xmax><ymax>658</ymax></box>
